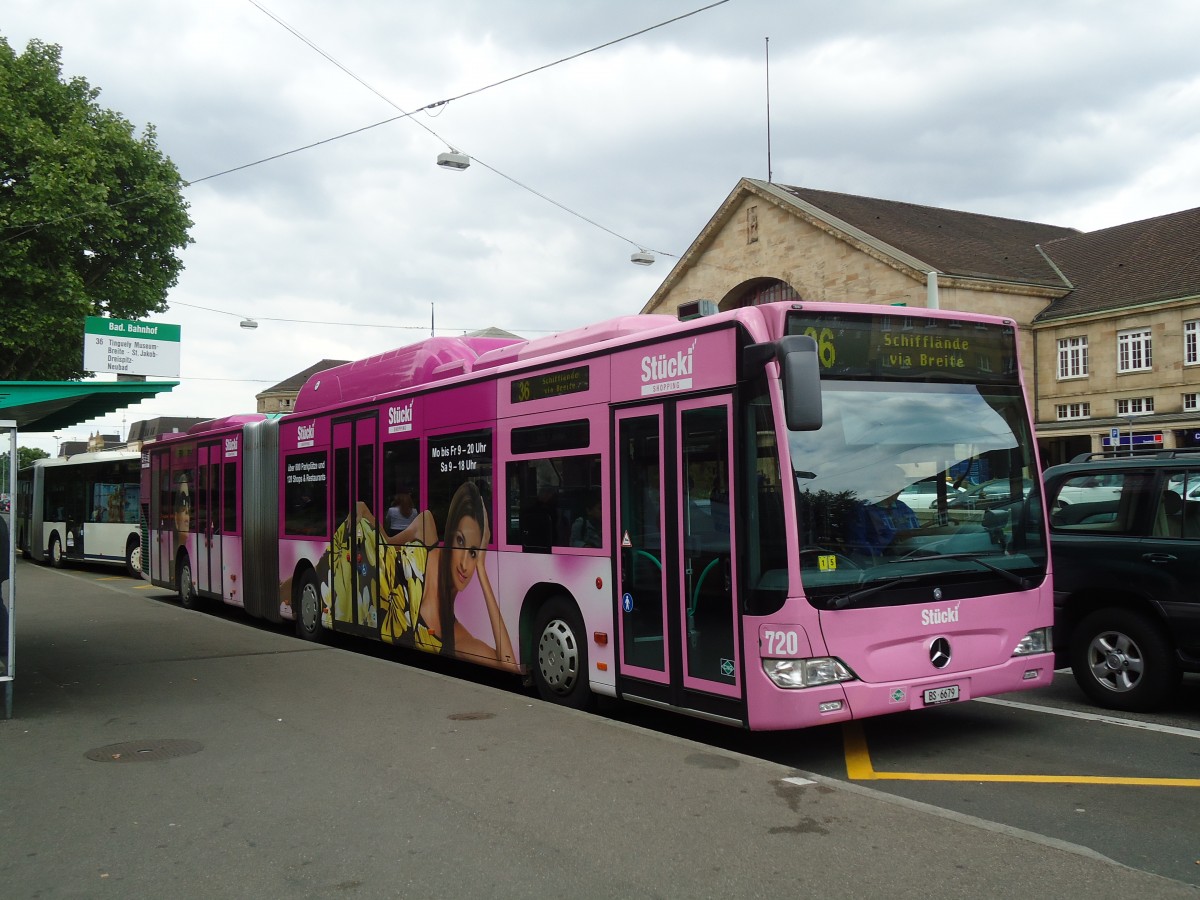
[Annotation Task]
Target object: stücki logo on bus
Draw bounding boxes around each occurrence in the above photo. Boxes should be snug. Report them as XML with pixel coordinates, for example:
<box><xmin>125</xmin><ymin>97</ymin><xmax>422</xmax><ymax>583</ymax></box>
<box><xmin>223</xmin><ymin>437</ymin><xmax>239</xmax><ymax>459</ymax></box>
<box><xmin>640</xmin><ymin>339</ymin><xmax>697</xmax><ymax>396</ymax></box>
<box><xmin>296</xmin><ymin>422</ymin><xmax>316</xmax><ymax>449</ymax></box>
<box><xmin>921</xmin><ymin>602</ymin><xmax>961</xmax><ymax>627</ymax></box>
<box><xmin>387</xmin><ymin>400</ymin><xmax>415</xmax><ymax>435</ymax></box>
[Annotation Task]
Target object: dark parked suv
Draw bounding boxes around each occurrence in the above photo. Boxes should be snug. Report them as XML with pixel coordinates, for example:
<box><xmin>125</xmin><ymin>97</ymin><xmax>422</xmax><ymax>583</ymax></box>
<box><xmin>1044</xmin><ymin>450</ymin><xmax>1200</xmax><ymax>711</ymax></box>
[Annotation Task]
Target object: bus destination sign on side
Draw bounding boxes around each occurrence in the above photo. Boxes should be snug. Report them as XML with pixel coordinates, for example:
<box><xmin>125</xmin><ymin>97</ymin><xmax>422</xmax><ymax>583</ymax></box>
<box><xmin>83</xmin><ymin>316</ymin><xmax>182</xmax><ymax>378</ymax></box>
<box><xmin>511</xmin><ymin>366</ymin><xmax>590</xmax><ymax>404</ymax></box>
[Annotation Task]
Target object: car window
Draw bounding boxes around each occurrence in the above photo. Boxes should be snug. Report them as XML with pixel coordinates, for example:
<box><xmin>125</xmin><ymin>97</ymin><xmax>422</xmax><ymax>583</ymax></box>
<box><xmin>1049</xmin><ymin>471</ymin><xmax>1156</xmax><ymax>536</ymax></box>
<box><xmin>1155</xmin><ymin>469</ymin><xmax>1200</xmax><ymax>539</ymax></box>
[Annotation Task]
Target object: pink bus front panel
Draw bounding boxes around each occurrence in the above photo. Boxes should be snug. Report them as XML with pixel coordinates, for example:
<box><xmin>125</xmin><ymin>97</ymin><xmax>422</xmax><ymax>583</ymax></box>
<box><xmin>742</xmin><ymin>591</ymin><xmax>1054</xmax><ymax>731</ymax></box>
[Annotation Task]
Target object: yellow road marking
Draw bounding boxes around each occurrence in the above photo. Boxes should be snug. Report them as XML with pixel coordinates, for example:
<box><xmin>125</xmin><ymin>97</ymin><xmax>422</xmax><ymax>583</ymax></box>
<box><xmin>842</xmin><ymin>721</ymin><xmax>1200</xmax><ymax>788</ymax></box>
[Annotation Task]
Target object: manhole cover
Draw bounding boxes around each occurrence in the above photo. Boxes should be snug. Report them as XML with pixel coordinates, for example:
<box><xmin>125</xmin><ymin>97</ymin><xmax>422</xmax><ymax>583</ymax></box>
<box><xmin>447</xmin><ymin>711</ymin><xmax>495</xmax><ymax>721</ymax></box>
<box><xmin>85</xmin><ymin>739</ymin><xmax>204</xmax><ymax>763</ymax></box>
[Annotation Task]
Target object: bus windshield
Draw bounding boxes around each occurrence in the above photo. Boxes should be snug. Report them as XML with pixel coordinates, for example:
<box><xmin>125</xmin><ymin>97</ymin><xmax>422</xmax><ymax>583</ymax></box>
<box><xmin>789</xmin><ymin>379</ymin><xmax>1046</xmax><ymax>610</ymax></box>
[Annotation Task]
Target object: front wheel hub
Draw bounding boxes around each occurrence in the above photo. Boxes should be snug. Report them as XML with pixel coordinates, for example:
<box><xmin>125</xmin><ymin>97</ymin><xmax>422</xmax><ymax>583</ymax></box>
<box><xmin>538</xmin><ymin>619</ymin><xmax>579</xmax><ymax>694</ymax></box>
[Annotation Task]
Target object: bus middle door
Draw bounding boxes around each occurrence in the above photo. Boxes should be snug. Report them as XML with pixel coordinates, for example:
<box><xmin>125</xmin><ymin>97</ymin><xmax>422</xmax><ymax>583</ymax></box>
<box><xmin>330</xmin><ymin>415</ymin><xmax>378</xmax><ymax>638</ymax></box>
<box><xmin>615</xmin><ymin>397</ymin><xmax>742</xmax><ymax>723</ymax></box>
<box><xmin>195</xmin><ymin>442</ymin><xmax>222</xmax><ymax>599</ymax></box>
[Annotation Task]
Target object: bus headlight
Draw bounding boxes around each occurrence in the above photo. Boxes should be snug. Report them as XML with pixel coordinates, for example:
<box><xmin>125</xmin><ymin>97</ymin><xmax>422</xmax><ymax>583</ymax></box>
<box><xmin>1011</xmin><ymin>627</ymin><xmax>1052</xmax><ymax>656</ymax></box>
<box><xmin>762</xmin><ymin>657</ymin><xmax>854</xmax><ymax>689</ymax></box>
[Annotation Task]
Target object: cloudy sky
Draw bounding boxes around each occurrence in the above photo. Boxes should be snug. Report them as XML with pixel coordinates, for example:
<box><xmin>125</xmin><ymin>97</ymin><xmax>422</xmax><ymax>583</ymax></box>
<box><xmin>7</xmin><ymin>0</ymin><xmax>1200</xmax><ymax>452</ymax></box>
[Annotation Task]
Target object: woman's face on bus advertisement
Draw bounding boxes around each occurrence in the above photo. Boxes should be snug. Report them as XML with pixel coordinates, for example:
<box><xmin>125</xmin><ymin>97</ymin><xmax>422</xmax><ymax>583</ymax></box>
<box><xmin>448</xmin><ymin>515</ymin><xmax>483</xmax><ymax>593</ymax></box>
<box><xmin>175</xmin><ymin>479</ymin><xmax>191</xmax><ymax>533</ymax></box>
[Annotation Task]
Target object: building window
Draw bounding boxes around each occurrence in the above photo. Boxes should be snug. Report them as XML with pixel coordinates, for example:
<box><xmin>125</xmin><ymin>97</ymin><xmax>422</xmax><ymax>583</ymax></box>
<box><xmin>1184</xmin><ymin>393</ymin><xmax>1198</xmax><ymax>412</ymax></box>
<box><xmin>747</xmin><ymin>205</ymin><xmax>758</xmax><ymax>244</ymax></box>
<box><xmin>1116</xmin><ymin>397</ymin><xmax>1154</xmax><ymax>416</ymax></box>
<box><xmin>1117</xmin><ymin>329</ymin><xmax>1153</xmax><ymax>373</ymax></box>
<box><xmin>1186</xmin><ymin>321</ymin><xmax>1199</xmax><ymax>366</ymax></box>
<box><xmin>1057</xmin><ymin>336</ymin><xmax>1088</xmax><ymax>379</ymax></box>
<box><xmin>1055</xmin><ymin>402</ymin><xmax>1091</xmax><ymax>420</ymax></box>
<box><xmin>744</xmin><ymin>281</ymin><xmax>800</xmax><ymax>306</ymax></box>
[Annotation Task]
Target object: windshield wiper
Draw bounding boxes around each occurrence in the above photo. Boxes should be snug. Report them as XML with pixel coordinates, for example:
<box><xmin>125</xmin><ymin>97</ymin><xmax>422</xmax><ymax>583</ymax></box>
<box><xmin>830</xmin><ymin>554</ymin><xmax>1034</xmax><ymax>609</ymax></box>
<box><xmin>829</xmin><ymin>574</ymin><xmax>924</xmax><ymax>610</ymax></box>
<box><xmin>893</xmin><ymin>551</ymin><xmax>1033</xmax><ymax>590</ymax></box>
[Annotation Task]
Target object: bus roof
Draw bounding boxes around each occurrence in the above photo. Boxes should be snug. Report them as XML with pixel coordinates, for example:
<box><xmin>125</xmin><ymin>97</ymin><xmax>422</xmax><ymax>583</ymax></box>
<box><xmin>187</xmin><ymin>414</ymin><xmax>269</xmax><ymax>434</ymax></box>
<box><xmin>24</xmin><ymin>448</ymin><xmax>141</xmax><ymax>469</ymax></box>
<box><xmin>290</xmin><ymin>315</ymin><xmax>684</xmax><ymax>415</ymax></box>
<box><xmin>291</xmin><ymin>334</ymin><xmax>523</xmax><ymax>415</ymax></box>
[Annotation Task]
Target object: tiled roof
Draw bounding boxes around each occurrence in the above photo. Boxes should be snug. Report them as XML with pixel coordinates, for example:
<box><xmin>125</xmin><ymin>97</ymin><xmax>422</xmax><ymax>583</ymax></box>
<box><xmin>774</xmin><ymin>183</ymin><xmax>1080</xmax><ymax>287</ymax></box>
<box><xmin>260</xmin><ymin>359</ymin><xmax>350</xmax><ymax>395</ymax></box>
<box><xmin>1035</xmin><ymin>206</ymin><xmax>1200</xmax><ymax>321</ymax></box>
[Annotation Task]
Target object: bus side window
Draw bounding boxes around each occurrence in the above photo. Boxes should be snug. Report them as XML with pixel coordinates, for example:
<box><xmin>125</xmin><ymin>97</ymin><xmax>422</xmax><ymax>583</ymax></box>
<box><xmin>506</xmin><ymin>455</ymin><xmax>601</xmax><ymax>551</ymax></box>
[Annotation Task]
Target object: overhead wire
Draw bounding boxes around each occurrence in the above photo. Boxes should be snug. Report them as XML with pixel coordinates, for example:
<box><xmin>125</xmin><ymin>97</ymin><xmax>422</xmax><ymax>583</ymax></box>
<box><xmin>230</xmin><ymin>0</ymin><xmax>720</xmax><ymax>255</ymax></box>
<box><xmin>170</xmin><ymin>300</ymin><xmax>561</xmax><ymax>334</ymax></box>
<box><xmin>4</xmin><ymin>1</ymin><xmax>724</xmax><ymax>259</ymax></box>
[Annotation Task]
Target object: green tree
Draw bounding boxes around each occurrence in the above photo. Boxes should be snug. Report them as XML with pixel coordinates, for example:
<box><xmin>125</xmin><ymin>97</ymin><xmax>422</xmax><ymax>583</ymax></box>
<box><xmin>0</xmin><ymin>446</ymin><xmax>49</xmax><ymax>486</ymax></box>
<box><xmin>0</xmin><ymin>37</ymin><xmax>193</xmax><ymax>380</ymax></box>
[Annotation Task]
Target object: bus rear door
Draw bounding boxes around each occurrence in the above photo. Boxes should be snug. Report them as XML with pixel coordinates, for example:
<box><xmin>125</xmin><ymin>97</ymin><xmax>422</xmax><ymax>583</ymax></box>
<box><xmin>149</xmin><ymin>450</ymin><xmax>171</xmax><ymax>583</ymax></box>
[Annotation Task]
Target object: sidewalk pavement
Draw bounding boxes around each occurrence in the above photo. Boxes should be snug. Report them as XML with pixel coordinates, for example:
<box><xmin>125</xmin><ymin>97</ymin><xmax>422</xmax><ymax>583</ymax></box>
<box><xmin>2</xmin><ymin>559</ymin><xmax>1195</xmax><ymax>899</ymax></box>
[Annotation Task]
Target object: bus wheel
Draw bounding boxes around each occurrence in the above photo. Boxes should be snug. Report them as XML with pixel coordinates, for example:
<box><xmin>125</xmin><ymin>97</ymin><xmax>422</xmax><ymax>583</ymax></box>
<box><xmin>532</xmin><ymin>596</ymin><xmax>593</xmax><ymax>710</ymax></box>
<box><xmin>295</xmin><ymin>571</ymin><xmax>325</xmax><ymax>642</ymax></box>
<box><xmin>125</xmin><ymin>536</ymin><xmax>142</xmax><ymax>579</ymax></box>
<box><xmin>177</xmin><ymin>555</ymin><xmax>201</xmax><ymax>609</ymax></box>
<box><xmin>48</xmin><ymin>533</ymin><xmax>64</xmax><ymax>568</ymax></box>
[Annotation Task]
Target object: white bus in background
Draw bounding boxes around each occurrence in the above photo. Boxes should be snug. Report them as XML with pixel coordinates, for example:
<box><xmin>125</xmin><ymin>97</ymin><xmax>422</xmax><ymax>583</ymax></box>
<box><xmin>16</xmin><ymin>450</ymin><xmax>142</xmax><ymax>577</ymax></box>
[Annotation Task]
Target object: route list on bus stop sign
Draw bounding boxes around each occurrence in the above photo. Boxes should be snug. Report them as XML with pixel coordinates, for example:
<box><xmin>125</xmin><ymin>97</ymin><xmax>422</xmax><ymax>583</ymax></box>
<box><xmin>84</xmin><ymin>316</ymin><xmax>181</xmax><ymax>378</ymax></box>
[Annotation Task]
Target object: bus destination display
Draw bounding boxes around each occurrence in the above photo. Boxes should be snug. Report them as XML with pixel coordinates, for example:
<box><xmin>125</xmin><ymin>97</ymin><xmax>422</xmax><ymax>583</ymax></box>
<box><xmin>511</xmin><ymin>366</ymin><xmax>590</xmax><ymax>403</ymax></box>
<box><xmin>787</xmin><ymin>312</ymin><xmax>1018</xmax><ymax>382</ymax></box>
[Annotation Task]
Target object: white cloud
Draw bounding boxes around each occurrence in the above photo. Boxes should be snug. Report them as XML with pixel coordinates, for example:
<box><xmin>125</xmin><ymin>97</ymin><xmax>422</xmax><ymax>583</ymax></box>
<box><xmin>6</xmin><ymin>0</ymin><xmax>1200</xmax><ymax>448</ymax></box>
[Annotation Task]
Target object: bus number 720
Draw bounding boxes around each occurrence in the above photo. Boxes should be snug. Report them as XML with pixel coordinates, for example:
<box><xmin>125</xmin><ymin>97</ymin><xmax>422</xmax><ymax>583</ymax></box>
<box><xmin>763</xmin><ymin>629</ymin><xmax>800</xmax><ymax>656</ymax></box>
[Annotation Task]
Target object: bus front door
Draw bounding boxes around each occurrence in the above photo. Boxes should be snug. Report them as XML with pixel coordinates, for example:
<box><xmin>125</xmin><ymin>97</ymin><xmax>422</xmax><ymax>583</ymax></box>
<box><xmin>615</xmin><ymin>397</ymin><xmax>742</xmax><ymax>722</ymax></box>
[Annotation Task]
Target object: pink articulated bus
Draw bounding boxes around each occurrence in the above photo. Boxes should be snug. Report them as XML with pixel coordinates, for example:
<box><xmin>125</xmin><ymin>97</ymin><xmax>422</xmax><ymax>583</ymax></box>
<box><xmin>141</xmin><ymin>300</ymin><xmax>1054</xmax><ymax>730</ymax></box>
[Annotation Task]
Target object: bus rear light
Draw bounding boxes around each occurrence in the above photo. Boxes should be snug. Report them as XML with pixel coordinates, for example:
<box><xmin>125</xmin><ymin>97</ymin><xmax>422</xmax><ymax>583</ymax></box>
<box><xmin>1012</xmin><ymin>627</ymin><xmax>1051</xmax><ymax>656</ymax></box>
<box><xmin>762</xmin><ymin>657</ymin><xmax>854</xmax><ymax>689</ymax></box>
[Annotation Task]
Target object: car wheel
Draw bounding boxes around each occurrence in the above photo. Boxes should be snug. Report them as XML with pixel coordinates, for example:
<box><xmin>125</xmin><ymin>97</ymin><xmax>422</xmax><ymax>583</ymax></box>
<box><xmin>531</xmin><ymin>596</ymin><xmax>593</xmax><ymax>710</ymax></box>
<box><xmin>1069</xmin><ymin>608</ymin><xmax>1178</xmax><ymax>712</ymax></box>
<box><xmin>294</xmin><ymin>570</ymin><xmax>325</xmax><ymax>642</ymax></box>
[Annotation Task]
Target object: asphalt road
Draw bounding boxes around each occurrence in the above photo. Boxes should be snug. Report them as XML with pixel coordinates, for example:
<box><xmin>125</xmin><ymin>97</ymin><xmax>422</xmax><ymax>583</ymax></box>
<box><xmin>165</xmin><ymin>574</ymin><xmax>1200</xmax><ymax>888</ymax></box>
<box><xmin>12</xmin><ymin>559</ymin><xmax>1199</xmax><ymax>892</ymax></box>
<box><xmin>599</xmin><ymin>671</ymin><xmax>1200</xmax><ymax>887</ymax></box>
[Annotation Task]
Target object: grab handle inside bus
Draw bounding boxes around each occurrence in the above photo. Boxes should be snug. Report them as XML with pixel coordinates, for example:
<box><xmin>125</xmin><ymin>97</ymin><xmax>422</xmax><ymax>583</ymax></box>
<box><xmin>744</xmin><ymin>335</ymin><xmax>822</xmax><ymax>431</ymax></box>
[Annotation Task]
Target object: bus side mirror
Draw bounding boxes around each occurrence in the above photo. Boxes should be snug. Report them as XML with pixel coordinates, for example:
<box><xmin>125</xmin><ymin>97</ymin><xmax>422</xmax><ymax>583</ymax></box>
<box><xmin>745</xmin><ymin>336</ymin><xmax>822</xmax><ymax>432</ymax></box>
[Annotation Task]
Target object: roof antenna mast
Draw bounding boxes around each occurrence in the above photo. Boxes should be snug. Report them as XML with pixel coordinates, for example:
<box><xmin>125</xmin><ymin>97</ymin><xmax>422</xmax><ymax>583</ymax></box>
<box><xmin>765</xmin><ymin>36</ymin><xmax>773</xmax><ymax>184</ymax></box>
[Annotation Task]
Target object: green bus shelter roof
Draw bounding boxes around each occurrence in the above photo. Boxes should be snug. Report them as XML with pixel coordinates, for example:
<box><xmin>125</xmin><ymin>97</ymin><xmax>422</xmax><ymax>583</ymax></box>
<box><xmin>0</xmin><ymin>381</ymin><xmax>178</xmax><ymax>433</ymax></box>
